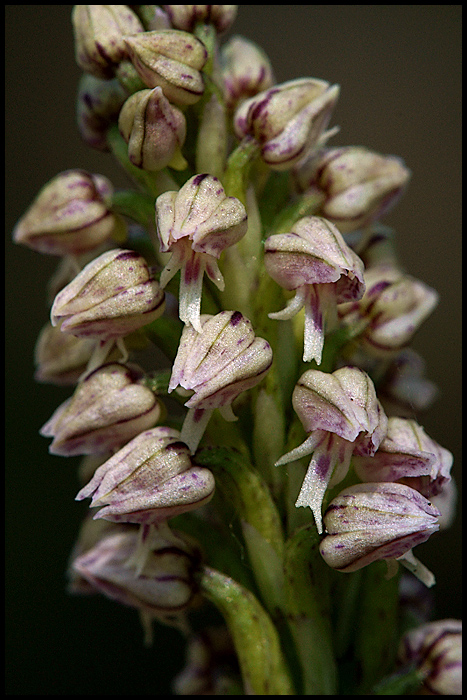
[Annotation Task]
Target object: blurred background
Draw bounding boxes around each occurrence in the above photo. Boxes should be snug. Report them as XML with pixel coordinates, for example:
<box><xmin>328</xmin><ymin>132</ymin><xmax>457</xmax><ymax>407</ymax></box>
<box><xmin>6</xmin><ymin>5</ymin><xmax>461</xmax><ymax>695</ymax></box>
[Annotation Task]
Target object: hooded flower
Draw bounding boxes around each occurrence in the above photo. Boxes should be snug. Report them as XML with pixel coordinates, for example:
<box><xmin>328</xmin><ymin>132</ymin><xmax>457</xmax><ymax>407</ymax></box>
<box><xmin>265</xmin><ymin>216</ymin><xmax>365</xmax><ymax>364</ymax></box>
<box><xmin>353</xmin><ymin>416</ymin><xmax>453</xmax><ymax>499</ymax></box>
<box><xmin>50</xmin><ymin>248</ymin><xmax>165</xmax><ymax>368</ymax></box>
<box><xmin>118</xmin><ymin>87</ymin><xmax>187</xmax><ymax>172</ymax></box>
<box><xmin>220</xmin><ymin>35</ymin><xmax>275</xmax><ymax>111</ymax></box>
<box><xmin>276</xmin><ymin>366</ymin><xmax>387</xmax><ymax>533</ymax></box>
<box><xmin>338</xmin><ymin>263</ymin><xmax>439</xmax><ymax>359</ymax></box>
<box><xmin>75</xmin><ymin>426</ymin><xmax>215</xmax><ymax>525</ymax></box>
<box><xmin>12</xmin><ymin>170</ymin><xmax>126</xmax><ymax>257</ymax></box>
<box><xmin>168</xmin><ymin>311</ymin><xmax>273</xmax><ymax>453</ymax></box>
<box><xmin>124</xmin><ymin>30</ymin><xmax>208</xmax><ymax>106</ymax></box>
<box><xmin>40</xmin><ymin>362</ymin><xmax>163</xmax><ymax>456</ymax></box>
<box><xmin>72</xmin><ymin>524</ymin><xmax>202</xmax><ymax>623</ymax></box>
<box><xmin>293</xmin><ymin>146</ymin><xmax>411</xmax><ymax>233</ymax></box>
<box><xmin>319</xmin><ymin>482</ymin><xmax>440</xmax><ymax>586</ymax></box>
<box><xmin>155</xmin><ymin>174</ymin><xmax>248</xmax><ymax>331</ymax></box>
<box><xmin>234</xmin><ymin>78</ymin><xmax>340</xmax><ymax>171</ymax></box>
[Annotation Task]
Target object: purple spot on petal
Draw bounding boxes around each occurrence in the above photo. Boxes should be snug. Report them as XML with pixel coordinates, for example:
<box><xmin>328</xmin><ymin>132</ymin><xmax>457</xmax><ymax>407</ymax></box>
<box><xmin>230</xmin><ymin>311</ymin><xmax>243</xmax><ymax>326</ymax></box>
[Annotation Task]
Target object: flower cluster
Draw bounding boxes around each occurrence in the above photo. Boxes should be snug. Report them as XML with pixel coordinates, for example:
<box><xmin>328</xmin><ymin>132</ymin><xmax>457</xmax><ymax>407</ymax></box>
<box><xmin>12</xmin><ymin>5</ymin><xmax>460</xmax><ymax>696</ymax></box>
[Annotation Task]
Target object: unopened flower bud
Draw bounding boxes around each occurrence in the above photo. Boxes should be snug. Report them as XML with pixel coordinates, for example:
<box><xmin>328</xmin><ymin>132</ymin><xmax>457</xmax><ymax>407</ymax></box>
<box><xmin>220</xmin><ymin>35</ymin><xmax>275</xmax><ymax>110</ymax></box>
<box><xmin>50</xmin><ymin>248</ymin><xmax>165</xmax><ymax>339</ymax></box>
<box><xmin>353</xmin><ymin>416</ymin><xmax>453</xmax><ymax>499</ymax></box>
<box><xmin>156</xmin><ymin>174</ymin><xmax>247</xmax><ymax>331</ymax></box>
<box><xmin>34</xmin><ymin>321</ymin><xmax>97</xmax><ymax>385</ymax></box>
<box><xmin>164</xmin><ymin>5</ymin><xmax>237</xmax><ymax>34</ymax></box>
<box><xmin>234</xmin><ymin>78</ymin><xmax>340</xmax><ymax>170</ymax></box>
<box><xmin>339</xmin><ymin>263</ymin><xmax>439</xmax><ymax>358</ymax></box>
<box><xmin>294</xmin><ymin>146</ymin><xmax>411</xmax><ymax>233</ymax></box>
<box><xmin>72</xmin><ymin>5</ymin><xmax>144</xmax><ymax>79</ymax></box>
<box><xmin>398</xmin><ymin>619</ymin><xmax>462</xmax><ymax>695</ymax></box>
<box><xmin>265</xmin><ymin>216</ymin><xmax>365</xmax><ymax>364</ymax></box>
<box><xmin>76</xmin><ymin>426</ymin><xmax>215</xmax><ymax>524</ymax></box>
<box><xmin>319</xmin><ymin>482</ymin><xmax>440</xmax><ymax>586</ymax></box>
<box><xmin>124</xmin><ymin>30</ymin><xmax>208</xmax><ymax>106</ymax></box>
<box><xmin>76</xmin><ymin>73</ymin><xmax>128</xmax><ymax>152</ymax></box>
<box><xmin>72</xmin><ymin>526</ymin><xmax>202</xmax><ymax>617</ymax></box>
<box><xmin>276</xmin><ymin>366</ymin><xmax>387</xmax><ymax>533</ymax></box>
<box><xmin>40</xmin><ymin>362</ymin><xmax>163</xmax><ymax>456</ymax></box>
<box><xmin>169</xmin><ymin>311</ymin><xmax>273</xmax><ymax>452</ymax></box>
<box><xmin>12</xmin><ymin>170</ymin><xmax>126</xmax><ymax>257</ymax></box>
<box><xmin>118</xmin><ymin>87</ymin><xmax>187</xmax><ymax>171</ymax></box>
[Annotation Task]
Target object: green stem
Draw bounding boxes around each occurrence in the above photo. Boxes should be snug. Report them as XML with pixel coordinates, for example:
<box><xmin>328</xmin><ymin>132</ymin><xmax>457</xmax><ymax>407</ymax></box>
<box><xmin>353</xmin><ymin>561</ymin><xmax>401</xmax><ymax>694</ymax></box>
<box><xmin>283</xmin><ymin>524</ymin><xmax>337</xmax><ymax>695</ymax></box>
<box><xmin>198</xmin><ymin>566</ymin><xmax>295</xmax><ymax>695</ymax></box>
<box><xmin>195</xmin><ymin>447</ymin><xmax>285</xmax><ymax>619</ymax></box>
<box><xmin>111</xmin><ymin>189</ymin><xmax>155</xmax><ymax>229</ymax></box>
<box><xmin>222</xmin><ymin>136</ymin><xmax>260</xmax><ymax>205</ymax></box>
<box><xmin>271</xmin><ymin>189</ymin><xmax>326</xmax><ymax>235</ymax></box>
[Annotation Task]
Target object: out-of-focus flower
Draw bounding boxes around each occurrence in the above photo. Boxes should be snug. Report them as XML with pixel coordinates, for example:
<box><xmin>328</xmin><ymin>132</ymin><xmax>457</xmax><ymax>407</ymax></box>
<box><xmin>169</xmin><ymin>311</ymin><xmax>273</xmax><ymax>453</ymax></box>
<box><xmin>12</xmin><ymin>170</ymin><xmax>126</xmax><ymax>257</ymax></box>
<box><xmin>34</xmin><ymin>321</ymin><xmax>97</xmax><ymax>385</ymax></box>
<box><xmin>338</xmin><ymin>263</ymin><xmax>439</xmax><ymax>359</ymax></box>
<box><xmin>50</xmin><ymin>248</ymin><xmax>165</xmax><ymax>341</ymax></box>
<box><xmin>40</xmin><ymin>362</ymin><xmax>163</xmax><ymax>456</ymax></box>
<box><xmin>376</xmin><ymin>348</ymin><xmax>439</xmax><ymax>417</ymax></box>
<box><xmin>353</xmin><ymin>416</ymin><xmax>453</xmax><ymax>499</ymax></box>
<box><xmin>276</xmin><ymin>366</ymin><xmax>387</xmax><ymax>533</ymax></box>
<box><xmin>124</xmin><ymin>30</ymin><xmax>208</xmax><ymax>106</ymax></box>
<box><xmin>155</xmin><ymin>174</ymin><xmax>247</xmax><ymax>331</ymax></box>
<box><xmin>118</xmin><ymin>87</ymin><xmax>187</xmax><ymax>171</ymax></box>
<box><xmin>319</xmin><ymin>482</ymin><xmax>440</xmax><ymax>586</ymax></box>
<box><xmin>233</xmin><ymin>78</ymin><xmax>340</xmax><ymax>171</ymax></box>
<box><xmin>164</xmin><ymin>5</ymin><xmax>238</xmax><ymax>34</ymax></box>
<box><xmin>264</xmin><ymin>216</ymin><xmax>365</xmax><ymax>364</ymax></box>
<box><xmin>398</xmin><ymin>619</ymin><xmax>462</xmax><ymax>694</ymax></box>
<box><xmin>72</xmin><ymin>5</ymin><xmax>144</xmax><ymax>79</ymax></box>
<box><xmin>294</xmin><ymin>146</ymin><xmax>411</xmax><ymax>233</ymax></box>
<box><xmin>72</xmin><ymin>525</ymin><xmax>202</xmax><ymax>622</ymax></box>
<box><xmin>220</xmin><ymin>35</ymin><xmax>275</xmax><ymax>111</ymax></box>
<box><xmin>172</xmin><ymin>626</ymin><xmax>241</xmax><ymax>695</ymax></box>
<box><xmin>76</xmin><ymin>73</ymin><xmax>129</xmax><ymax>152</ymax></box>
<box><xmin>75</xmin><ymin>426</ymin><xmax>215</xmax><ymax>524</ymax></box>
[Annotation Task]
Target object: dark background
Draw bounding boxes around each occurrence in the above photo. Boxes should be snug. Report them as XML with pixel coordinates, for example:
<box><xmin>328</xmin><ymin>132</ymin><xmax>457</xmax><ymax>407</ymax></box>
<box><xmin>6</xmin><ymin>5</ymin><xmax>461</xmax><ymax>695</ymax></box>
